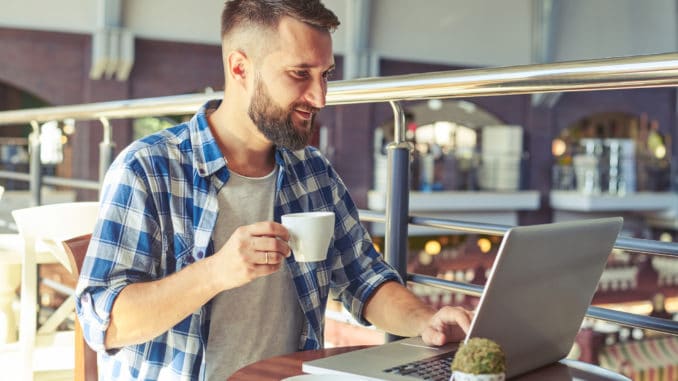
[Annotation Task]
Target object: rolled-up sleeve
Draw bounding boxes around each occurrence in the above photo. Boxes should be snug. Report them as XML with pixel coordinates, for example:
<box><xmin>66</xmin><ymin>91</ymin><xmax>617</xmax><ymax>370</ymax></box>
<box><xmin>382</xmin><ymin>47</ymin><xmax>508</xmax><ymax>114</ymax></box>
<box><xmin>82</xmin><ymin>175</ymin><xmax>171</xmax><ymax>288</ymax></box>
<box><xmin>325</xmin><ymin>163</ymin><xmax>403</xmax><ymax>325</ymax></box>
<box><xmin>75</xmin><ymin>154</ymin><xmax>161</xmax><ymax>353</ymax></box>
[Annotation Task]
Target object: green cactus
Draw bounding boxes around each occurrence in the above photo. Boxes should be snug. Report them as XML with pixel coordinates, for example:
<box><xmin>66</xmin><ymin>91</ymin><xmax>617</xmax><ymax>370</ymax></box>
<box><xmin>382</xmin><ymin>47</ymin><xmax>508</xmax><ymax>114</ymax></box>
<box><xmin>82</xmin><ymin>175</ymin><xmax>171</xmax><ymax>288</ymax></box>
<box><xmin>451</xmin><ymin>338</ymin><xmax>506</xmax><ymax>375</ymax></box>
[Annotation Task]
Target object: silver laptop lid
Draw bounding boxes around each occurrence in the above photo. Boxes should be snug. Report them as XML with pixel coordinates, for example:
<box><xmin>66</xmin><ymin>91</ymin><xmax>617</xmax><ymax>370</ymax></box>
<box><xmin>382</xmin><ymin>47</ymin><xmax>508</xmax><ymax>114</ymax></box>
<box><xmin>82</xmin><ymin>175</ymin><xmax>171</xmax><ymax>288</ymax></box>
<box><xmin>467</xmin><ymin>217</ymin><xmax>623</xmax><ymax>377</ymax></box>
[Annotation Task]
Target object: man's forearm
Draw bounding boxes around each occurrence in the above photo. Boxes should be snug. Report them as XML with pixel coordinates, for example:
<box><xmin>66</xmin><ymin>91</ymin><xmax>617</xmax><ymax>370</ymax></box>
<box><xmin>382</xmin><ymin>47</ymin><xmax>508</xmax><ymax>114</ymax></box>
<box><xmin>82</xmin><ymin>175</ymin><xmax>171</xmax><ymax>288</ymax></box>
<box><xmin>363</xmin><ymin>281</ymin><xmax>436</xmax><ymax>337</ymax></box>
<box><xmin>105</xmin><ymin>255</ymin><xmax>223</xmax><ymax>349</ymax></box>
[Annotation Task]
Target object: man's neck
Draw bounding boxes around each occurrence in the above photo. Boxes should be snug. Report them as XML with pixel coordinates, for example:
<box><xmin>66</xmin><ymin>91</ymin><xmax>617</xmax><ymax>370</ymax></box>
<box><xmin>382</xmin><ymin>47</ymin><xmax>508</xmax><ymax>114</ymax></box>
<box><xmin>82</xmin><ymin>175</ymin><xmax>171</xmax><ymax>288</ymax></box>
<box><xmin>208</xmin><ymin>102</ymin><xmax>276</xmax><ymax>178</ymax></box>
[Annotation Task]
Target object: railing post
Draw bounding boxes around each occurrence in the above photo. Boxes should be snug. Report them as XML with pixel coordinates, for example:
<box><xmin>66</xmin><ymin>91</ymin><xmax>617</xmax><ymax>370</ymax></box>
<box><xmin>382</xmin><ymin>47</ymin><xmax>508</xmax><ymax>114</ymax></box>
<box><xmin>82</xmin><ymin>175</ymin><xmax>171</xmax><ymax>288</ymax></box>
<box><xmin>384</xmin><ymin>101</ymin><xmax>411</xmax><ymax>282</ymax></box>
<box><xmin>98</xmin><ymin>117</ymin><xmax>116</xmax><ymax>191</ymax></box>
<box><xmin>28</xmin><ymin>121</ymin><xmax>42</xmax><ymax>206</ymax></box>
<box><xmin>384</xmin><ymin>101</ymin><xmax>411</xmax><ymax>342</ymax></box>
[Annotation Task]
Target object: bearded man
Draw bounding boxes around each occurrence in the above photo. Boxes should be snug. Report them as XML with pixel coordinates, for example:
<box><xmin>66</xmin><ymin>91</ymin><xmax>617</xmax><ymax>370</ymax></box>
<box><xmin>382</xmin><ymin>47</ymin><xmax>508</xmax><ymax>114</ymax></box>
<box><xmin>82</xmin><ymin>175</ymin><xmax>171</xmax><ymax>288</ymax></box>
<box><xmin>76</xmin><ymin>1</ymin><xmax>472</xmax><ymax>380</ymax></box>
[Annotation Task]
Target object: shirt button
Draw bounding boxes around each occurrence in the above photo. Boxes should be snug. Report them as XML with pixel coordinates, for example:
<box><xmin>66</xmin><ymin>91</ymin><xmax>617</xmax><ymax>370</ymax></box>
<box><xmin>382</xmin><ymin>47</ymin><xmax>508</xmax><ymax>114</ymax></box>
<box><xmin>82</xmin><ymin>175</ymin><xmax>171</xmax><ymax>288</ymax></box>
<box><xmin>199</xmin><ymin>168</ymin><xmax>205</xmax><ymax>175</ymax></box>
<box><xmin>187</xmin><ymin>256</ymin><xmax>195</xmax><ymax>264</ymax></box>
<box><xmin>197</xmin><ymin>251</ymin><xmax>204</xmax><ymax>258</ymax></box>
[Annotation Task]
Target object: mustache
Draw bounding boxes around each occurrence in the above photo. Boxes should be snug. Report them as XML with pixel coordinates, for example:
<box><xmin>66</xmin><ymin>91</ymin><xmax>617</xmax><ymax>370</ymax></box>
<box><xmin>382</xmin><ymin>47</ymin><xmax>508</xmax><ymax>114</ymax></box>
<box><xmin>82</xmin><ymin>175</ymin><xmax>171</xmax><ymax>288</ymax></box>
<box><xmin>292</xmin><ymin>103</ymin><xmax>320</xmax><ymax>114</ymax></box>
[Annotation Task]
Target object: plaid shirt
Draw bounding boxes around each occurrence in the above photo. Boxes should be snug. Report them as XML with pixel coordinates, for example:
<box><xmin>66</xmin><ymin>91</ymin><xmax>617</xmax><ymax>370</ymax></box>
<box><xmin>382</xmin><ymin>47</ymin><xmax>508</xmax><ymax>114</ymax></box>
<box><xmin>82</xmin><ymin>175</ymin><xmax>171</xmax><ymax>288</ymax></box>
<box><xmin>75</xmin><ymin>100</ymin><xmax>401</xmax><ymax>381</ymax></box>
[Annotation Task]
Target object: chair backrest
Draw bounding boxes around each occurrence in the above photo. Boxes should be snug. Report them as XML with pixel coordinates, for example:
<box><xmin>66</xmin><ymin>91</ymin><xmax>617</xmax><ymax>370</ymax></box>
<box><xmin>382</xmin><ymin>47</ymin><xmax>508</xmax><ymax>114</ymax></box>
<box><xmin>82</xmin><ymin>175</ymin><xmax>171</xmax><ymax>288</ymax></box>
<box><xmin>62</xmin><ymin>233</ymin><xmax>98</xmax><ymax>381</ymax></box>
<box><xmin>62</xmin><ymin>233</ymin><xmax>93</xmax><ymax>278</ymax></box>
<box><xmin>12</xmin><ymin>201</ymin><xmax>100</xmax><ymax>274</ymax></box>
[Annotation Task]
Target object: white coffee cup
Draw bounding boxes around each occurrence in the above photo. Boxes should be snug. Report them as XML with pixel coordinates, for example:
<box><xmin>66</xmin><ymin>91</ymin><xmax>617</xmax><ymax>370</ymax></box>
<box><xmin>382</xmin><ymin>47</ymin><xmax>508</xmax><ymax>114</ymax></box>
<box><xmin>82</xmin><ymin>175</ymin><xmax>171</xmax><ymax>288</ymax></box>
<box><xmin>281</xmin><ymin>211</ymin><xmax>335</xmax><ymax>262</ymax></box>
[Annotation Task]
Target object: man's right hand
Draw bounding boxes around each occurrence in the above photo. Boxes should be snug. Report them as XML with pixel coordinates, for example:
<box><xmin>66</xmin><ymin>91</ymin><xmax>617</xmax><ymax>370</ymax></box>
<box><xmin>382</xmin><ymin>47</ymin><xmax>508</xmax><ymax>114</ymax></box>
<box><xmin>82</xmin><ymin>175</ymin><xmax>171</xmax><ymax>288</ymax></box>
<box><xmin>106</xmin><ymin>221</ymin><xmax>292</xmax><ymax>348</ymax></box>
<box><xmin>214</xmin><ymin>221</ymin><xmax>292</xmax><ymax>290</ymax></box>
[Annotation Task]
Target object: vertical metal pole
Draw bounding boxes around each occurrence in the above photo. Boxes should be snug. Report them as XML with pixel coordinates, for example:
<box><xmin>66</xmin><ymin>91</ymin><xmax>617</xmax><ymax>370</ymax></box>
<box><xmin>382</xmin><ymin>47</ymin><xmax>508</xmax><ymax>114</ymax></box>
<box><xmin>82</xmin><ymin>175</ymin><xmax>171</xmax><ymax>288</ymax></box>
<box><xmin>98</xmin><ymin>117</ymin><xmax>116</xmax><ymax>193</ymax></box>
<box><xmin>384</xmin><ymin>101</ymin><xmax>410</xmax><ymax>280</ymax></box>
<box><xmin>384</xmin><ymin>101</ymin><xmax>411</xmax><ymax>343</ymax></box>
<box><xmin>28</xmin><ymin>121</ymin><xmax>42</xmax><ymax>206</ymax></box>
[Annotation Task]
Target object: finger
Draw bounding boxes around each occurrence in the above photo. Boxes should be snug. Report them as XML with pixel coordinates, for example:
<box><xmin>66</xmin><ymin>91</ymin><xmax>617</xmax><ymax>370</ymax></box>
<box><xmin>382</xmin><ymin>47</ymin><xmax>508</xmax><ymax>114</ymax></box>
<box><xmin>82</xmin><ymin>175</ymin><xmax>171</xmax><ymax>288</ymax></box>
<box><xmin>422</xmin><ymin>327</ymin><xmax>447</xmax><ymax>346</ymax></box>
<box><xmin>437</xmin><ymin>307</ymin><xmax>472</xmax><ymax>329</ymax></box>
<box><xmin>256</xmin><ymin>250</ymin><xmax>285</xmax><ymax>265</ymax></box>
<box><xmin>422</xmin><ymin>308</ymin><xmax>471</xmax><ymax>345</ymax></box>
<box><xmin>450</xmin><ymin>309</ymin><xmax>473</xmax><ymax>334</ymax></box>
<box><xmin>247</xmin><ymin>221</ymin><xmax>290</xmax><ymax>241</ymax></box>
<box><xmin>463</xmin><ymin>309</ymin><xmax>475</xmax><ymax>332</ymax></box>
<box><xmin>255</xmin><ymin>236</ymin><xmax>292</xmax><ymax>258</ymax></box>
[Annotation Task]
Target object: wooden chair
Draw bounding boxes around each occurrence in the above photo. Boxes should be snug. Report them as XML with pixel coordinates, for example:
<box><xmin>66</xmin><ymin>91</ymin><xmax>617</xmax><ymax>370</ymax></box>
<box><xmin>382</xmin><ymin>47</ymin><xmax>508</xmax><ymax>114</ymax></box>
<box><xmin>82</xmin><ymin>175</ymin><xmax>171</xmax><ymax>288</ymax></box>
<box><xmin>62</xmin><ymin>233</ymin><xmax>97</xmax><ymax>381</ymax></box>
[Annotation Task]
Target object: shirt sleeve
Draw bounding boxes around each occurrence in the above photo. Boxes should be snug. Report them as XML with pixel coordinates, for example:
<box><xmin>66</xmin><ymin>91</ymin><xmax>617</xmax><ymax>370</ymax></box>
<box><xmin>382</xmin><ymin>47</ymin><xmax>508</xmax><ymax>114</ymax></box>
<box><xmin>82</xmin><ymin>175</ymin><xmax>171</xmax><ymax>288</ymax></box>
<box><xmin>75</xmin><ymin>154</ymin><xmax>162</xmax><ymax>354</ymax></box>
<box><xmin>324</xmin><ymin>159</ymin><xmax>403</xmax><ymax>325</ymax></box>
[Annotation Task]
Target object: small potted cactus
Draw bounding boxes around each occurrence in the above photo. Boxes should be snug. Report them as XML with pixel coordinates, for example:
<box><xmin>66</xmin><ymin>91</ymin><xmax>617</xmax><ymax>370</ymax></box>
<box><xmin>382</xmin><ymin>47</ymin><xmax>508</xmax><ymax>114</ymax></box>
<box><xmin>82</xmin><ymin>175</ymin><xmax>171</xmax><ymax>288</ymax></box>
<box><xmin>450</xmin><ymin>338</ymin><xmax>506</xmax><ymax>381</ymax></box>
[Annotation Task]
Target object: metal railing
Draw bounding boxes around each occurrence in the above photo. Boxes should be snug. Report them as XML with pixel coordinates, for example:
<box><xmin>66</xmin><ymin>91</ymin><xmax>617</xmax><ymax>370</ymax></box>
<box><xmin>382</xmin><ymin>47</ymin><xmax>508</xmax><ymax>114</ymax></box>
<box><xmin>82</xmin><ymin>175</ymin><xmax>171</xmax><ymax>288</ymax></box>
<box><xmin>1</xmin><ymin>52</ymin><xmax>677</xmax><ymax>336</ymax></box>
<box><xmin>360</xmin><ymin>212</ymin><xmax>678</xmax><ymax>335</ymax></box>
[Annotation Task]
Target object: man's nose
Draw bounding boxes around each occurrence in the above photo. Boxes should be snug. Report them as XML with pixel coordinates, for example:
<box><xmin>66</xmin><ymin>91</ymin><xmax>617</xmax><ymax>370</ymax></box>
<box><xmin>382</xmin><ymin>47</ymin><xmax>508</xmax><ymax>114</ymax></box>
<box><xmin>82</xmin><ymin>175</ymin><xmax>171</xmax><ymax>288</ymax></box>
<box><xmin>304</xmin><ymin>78</ymin><xmax>327</xmax><ymax>109</ymax></box>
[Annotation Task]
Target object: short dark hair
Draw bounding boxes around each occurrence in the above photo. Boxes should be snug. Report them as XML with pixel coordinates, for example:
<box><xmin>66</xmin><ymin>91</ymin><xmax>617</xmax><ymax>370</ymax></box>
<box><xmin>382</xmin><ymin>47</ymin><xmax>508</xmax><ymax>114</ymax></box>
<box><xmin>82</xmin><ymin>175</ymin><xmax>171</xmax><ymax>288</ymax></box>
<box><xmin>221</xmin><ymin>0</ymin><xmax>340</xmax><ymax>39</ymax></box>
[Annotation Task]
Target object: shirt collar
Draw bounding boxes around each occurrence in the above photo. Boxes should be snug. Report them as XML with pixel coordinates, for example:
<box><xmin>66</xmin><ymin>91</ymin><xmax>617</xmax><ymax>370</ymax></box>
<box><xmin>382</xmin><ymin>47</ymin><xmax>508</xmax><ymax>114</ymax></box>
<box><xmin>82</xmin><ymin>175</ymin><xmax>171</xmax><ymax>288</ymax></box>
<box><xmin>191</xmin><ymin>100</ymin><xmax>227</xmax><ymax>177</ymax></box>
<box><xmin>191</xmin><ymin>99</ymin><xmax>289</xmax><ymax>178</ymax></box>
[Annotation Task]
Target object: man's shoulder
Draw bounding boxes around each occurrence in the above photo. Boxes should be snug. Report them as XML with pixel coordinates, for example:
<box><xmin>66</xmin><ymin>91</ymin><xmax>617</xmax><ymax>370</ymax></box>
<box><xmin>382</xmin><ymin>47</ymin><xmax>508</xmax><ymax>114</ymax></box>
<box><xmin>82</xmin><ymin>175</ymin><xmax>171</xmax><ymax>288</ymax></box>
<box><xmin>125</xmin><ymin>123</ymin><xmax>191</xmax><ymax>156</ymax></box>
<box><xmin>116</xmin><ymin>123</ymin><xmax>193</xmax><ymax>167</ymax></box>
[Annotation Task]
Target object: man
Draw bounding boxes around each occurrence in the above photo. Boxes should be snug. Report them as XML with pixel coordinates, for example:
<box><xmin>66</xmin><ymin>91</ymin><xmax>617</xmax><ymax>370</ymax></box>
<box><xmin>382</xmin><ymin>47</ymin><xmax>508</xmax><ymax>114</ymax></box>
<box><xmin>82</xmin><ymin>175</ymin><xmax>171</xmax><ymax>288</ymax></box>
<box><xmin>76</xmin><ymin>1</ymin><xmax>472</xmax><ymax>380</ymax></box>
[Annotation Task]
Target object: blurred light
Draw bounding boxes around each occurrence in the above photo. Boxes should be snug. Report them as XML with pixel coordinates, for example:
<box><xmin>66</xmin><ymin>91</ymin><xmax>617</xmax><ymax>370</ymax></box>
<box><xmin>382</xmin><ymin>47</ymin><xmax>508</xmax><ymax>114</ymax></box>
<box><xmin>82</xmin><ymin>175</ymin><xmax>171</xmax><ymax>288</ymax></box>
<box><xmin>659</xmin><ymin>232</ymin><xmax>673</xmax><ymax>242</ymax></box>
<box><xmin>418</xmin><ymin>251</ymin><xmax>432</xmax><ymax>266</ymax></box>
<box><xmin>424</xmin><ymin>240</ymin><xmax>442</xmax><ymax>255</ymax></box>
<box><xmin>552</xmin><ymin>139</ymin><xmax>567</xmax><ymax>156</ymax></box>
<box><xmin>373</xmin><ymin>243</ymin><xmax>381</xmax><ymax>253</ymax></box>
<box><xmin>434</xmin><ymin>122</ymin><xmax>454</xmax><ymax>146</ymax></box>
<box><xmin>458</xmin><ymin>100</ymin><xmax>477</xmax><ymax>114</ymax></box>
<box><xmin>654</xmin><ymin>144</ymin><xmax>666</xmax><ymax>159</ymax></box>
<box><xmin>427</xmin><ymin>99</ymin><xmax>443</xmax><ymax>110</ymax></box>
<box><xmin>465</xmin><ymin>269</ymin><xmax>475</xmax><ymax>282</ymax></box>
<box><xmin>63</xmin><ymin>119</ymin><xmax>76</xmax><ymax>135</ymax></box>
<box><xmin>60</xmin><ymin>136</ymin><xmax>68</xmax><ymax>145</ymax></box>
<box><xmin>477</xmin><ymin>238</ymin><xmax>492</xmax><ymax>253</ymax></box>
<box><xmin>619</xmin><ymin>328</ymin><xmax>630</xmax><ymax>341</ymax></box>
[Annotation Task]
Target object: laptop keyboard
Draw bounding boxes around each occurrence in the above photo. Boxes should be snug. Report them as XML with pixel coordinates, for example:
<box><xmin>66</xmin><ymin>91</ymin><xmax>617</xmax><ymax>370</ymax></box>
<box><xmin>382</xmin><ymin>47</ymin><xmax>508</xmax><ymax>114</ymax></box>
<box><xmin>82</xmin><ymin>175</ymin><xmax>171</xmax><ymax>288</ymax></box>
<box><xmin>383</xmin><ymin>351</ymin><xmax>455</xmax><ymax>381</ymax></box>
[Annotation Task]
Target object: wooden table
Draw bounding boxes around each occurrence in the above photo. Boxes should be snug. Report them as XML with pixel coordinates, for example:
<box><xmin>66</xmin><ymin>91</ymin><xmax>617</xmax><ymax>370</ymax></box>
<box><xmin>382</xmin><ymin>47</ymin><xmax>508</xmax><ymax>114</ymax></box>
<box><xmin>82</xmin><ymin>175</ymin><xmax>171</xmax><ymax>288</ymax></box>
<box><xmin>229</xmin><ymin>345</ymin><xmax>631</xmax><ymax>381</ymax></box>
<box><xmin>229</xmin><ymin>346</ymin><xmax>364</xmax><ymax>380</ymax></box>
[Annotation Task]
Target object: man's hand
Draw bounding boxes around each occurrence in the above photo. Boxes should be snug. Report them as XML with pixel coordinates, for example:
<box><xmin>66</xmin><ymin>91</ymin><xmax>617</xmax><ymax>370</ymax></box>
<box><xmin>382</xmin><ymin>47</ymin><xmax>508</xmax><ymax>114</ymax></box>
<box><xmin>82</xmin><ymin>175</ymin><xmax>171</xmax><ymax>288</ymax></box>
<box><xmin>214</xmin><ymin>221</ymin><xmax>291</xmax><ymax>290</ymax></box>
<box><xmin>420</xmin><ymin>306</ymin><xmax>473</xmax><ymax>346</ymax></box>
<box><xmin>364</xmin><ymin>281</ymin><xmax>473</xmax><ymax>345</ymax></box>
<box><xmin>105</xmin><ymin>221</ymin><xmax>291</xmax><ymax>349</ymax></box>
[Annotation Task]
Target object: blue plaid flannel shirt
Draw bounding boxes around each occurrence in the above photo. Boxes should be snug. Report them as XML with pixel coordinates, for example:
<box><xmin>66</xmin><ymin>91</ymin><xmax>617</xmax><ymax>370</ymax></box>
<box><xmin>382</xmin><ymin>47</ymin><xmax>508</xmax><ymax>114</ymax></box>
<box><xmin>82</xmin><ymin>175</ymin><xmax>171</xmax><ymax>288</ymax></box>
<box><xmin>75</xmin><ymin>100</ymin><xmax>401</xmax><ymax>381</ymax></box>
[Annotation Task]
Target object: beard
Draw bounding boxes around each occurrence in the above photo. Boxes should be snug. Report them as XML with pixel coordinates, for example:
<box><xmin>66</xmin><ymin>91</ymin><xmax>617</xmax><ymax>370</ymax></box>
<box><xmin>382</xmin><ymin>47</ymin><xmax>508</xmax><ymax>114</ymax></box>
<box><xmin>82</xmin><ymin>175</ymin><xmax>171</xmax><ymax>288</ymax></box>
<box><xmin>248</xmin><ymin>75</ymin><xmax>319</xmax><ymax>151</ymax></box>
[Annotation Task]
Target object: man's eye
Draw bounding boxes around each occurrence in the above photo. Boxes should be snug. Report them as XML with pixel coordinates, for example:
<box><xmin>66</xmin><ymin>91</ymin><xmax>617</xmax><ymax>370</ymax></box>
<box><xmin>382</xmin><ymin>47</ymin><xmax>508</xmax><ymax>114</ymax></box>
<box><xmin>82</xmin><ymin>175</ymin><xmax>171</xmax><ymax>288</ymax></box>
<box><xmin>292</xmin><ymin>70</ymin><xmax>310</xmax><ymax>79</ymax></box>
<box><xmin>323</xmin><ymin>70</ymin><xmax>335</xmax><ymax>80</ymax></box>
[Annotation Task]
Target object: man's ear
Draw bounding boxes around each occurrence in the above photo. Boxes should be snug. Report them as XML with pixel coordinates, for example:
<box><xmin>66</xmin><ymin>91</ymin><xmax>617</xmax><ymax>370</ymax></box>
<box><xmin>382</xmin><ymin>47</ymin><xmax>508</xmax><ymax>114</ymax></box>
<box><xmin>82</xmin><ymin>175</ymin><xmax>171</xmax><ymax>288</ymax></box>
<box><xmin>226</xmin><ymin>50</ymin><xmax>249</xmax><ymax>85</ymax></box>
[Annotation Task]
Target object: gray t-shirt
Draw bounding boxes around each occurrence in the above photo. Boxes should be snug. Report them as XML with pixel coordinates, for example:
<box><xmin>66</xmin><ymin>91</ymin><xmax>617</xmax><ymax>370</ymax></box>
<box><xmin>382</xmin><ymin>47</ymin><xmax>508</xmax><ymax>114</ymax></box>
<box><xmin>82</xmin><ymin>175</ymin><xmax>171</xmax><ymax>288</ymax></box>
<box><xmin>205</xmin><ymin>167</ymin><xmax>304</xmax><ymax>380</ymax></box>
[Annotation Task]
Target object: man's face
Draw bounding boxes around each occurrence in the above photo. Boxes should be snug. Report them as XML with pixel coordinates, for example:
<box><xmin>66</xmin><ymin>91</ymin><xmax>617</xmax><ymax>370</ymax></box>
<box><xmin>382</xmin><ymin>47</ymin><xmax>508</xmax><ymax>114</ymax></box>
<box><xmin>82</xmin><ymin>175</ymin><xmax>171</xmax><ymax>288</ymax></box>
<box><xmin>246</xmin><ymin>16</ymin><xmax>335</xmax><ymax>150</ymax></box>
<box><xmin>248</xmin><ymin>73</ymin><xmax>318</xmax><ymax>150</ymax></box>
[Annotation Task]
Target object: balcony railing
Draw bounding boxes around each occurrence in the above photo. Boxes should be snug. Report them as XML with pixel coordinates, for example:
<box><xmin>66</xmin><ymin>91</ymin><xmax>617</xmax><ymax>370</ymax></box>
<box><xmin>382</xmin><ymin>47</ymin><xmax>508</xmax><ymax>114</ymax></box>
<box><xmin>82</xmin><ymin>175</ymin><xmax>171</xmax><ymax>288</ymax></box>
<box><xmin>0</xmin><ymin>52</ymin><xmax>677</xmax><ymax>337</ymax></box>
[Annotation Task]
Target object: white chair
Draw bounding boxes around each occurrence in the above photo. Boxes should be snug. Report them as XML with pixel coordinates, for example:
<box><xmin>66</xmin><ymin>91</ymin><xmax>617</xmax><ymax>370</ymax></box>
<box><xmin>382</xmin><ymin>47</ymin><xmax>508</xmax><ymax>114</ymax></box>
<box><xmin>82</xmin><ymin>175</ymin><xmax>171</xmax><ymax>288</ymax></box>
<box><xmin>8</xmin><ymin>202</ymin><xmax>99</xmax><ymax>381</ymax></box>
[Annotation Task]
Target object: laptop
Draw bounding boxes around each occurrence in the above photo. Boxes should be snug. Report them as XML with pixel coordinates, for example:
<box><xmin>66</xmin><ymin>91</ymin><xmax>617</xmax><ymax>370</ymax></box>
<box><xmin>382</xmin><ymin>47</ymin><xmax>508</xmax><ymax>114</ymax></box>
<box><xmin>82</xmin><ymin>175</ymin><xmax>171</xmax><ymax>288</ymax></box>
<box><xmin>303</xmin><ymin>217</ymin><xmax>623</xmax><ymax>380</ymax></box>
